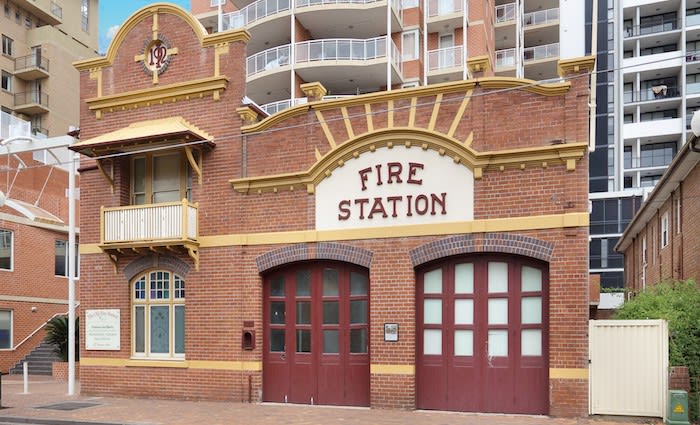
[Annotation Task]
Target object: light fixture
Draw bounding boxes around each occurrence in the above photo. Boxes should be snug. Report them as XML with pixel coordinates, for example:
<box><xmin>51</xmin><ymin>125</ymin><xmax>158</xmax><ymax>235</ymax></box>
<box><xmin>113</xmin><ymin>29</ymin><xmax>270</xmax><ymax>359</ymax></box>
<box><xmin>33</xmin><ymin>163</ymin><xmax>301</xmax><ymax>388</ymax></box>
<box><xmin>690</xmin><ymin>110</ymin><xmax>700</xmax><ymax>137</ymax></box>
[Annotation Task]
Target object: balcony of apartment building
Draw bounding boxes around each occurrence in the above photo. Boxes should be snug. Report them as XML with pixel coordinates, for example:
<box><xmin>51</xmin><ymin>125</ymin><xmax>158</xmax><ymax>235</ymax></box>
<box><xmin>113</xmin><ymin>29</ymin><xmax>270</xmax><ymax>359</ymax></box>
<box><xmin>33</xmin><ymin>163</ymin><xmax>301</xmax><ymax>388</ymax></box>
<box><xmin>245</xmin><ymin>37</ymin><xmax>403</xmax><ymax>107</ymax></box>
<box><xmin>623</xmin><ymin>108</ymin><xmax>683</xmax><ymax>145</ymax></box>
<box><xmin>0</xmin><ymin>109</ymin><xmax>31</xmax><ymax>140</ymax></box>
<box><xmin>16</xmin><ymin>0</ymin><xmax>63</xmax><ymax>26</ymax></box>
<box><xmin>260</xmin><ymin>94</ymin><xmax>358</xmax><ymax>115</ymax></box>
<box><xmin>222</xmin><ymin>0</ymin><xmax>401</xmax><ymax>57</ymax></box>
<box><xmin>426</xmin><ymin>0</ymin><xmax>462</xmax><ymax>33</ymax></box>
<box><xmin>69</xmin><ymin>118</ymin><xmax>211</xmax><ymax>270</ymax></box>
<box><xmin>623</xmin><ymin>73</ymin><xmax>682</xmax><ymax>120</ymax></box>
<box><xmin>494</xmin><ymin>42</ymin><xmax>559</xmax><ymax>79</ymax></box>
<box><xmin>13</xmin><ymin>54</ymin><xmax>49</xmax><ymax>81</ymax></box>
<box><xmin>623</xmin><ymin>140</ymin><xmax>678</xmax><ymax>190</ymax></box>
<box><xmin>426</xmin><ymin>45</ymin><xmax>464</xmax><ymax>83</ymax></box>
<box><xmin>13</xmin><ymin>91</ymin><xmax>49</xmax><ymax>115</ymax></box>
<box><xmin>623</xmin><ymin>10</ymin><xmax>679</xmax><ymax>40</ymax></box>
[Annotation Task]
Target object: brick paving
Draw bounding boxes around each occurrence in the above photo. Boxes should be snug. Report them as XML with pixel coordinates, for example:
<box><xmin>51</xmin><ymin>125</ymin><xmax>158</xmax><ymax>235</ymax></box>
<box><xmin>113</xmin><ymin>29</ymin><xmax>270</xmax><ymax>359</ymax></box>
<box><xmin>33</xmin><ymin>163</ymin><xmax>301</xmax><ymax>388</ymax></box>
<box><xmin>0</xmin><ymin>375</ymin><xmax>662</xmax><ymax>425</ymax></box>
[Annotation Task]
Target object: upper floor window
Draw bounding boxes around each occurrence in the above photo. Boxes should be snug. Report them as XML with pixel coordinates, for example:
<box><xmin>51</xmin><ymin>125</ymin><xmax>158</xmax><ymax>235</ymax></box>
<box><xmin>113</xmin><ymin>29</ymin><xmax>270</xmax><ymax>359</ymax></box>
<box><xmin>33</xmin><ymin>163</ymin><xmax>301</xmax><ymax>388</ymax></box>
<box><xmin>642</xmin><ymin>235</ymin><xmax>647</xmax><ymax>264</ymax></box>
<box><xmin>3</xmin><ymin>2</ymin><xmax>9</xmax><ymax>17</ymax></box>
<box><xmin>0</xmin><ymin>229</ymin><xmax>11</xmax><ymax>271</ymax></box>
<box><xmin>1</xmin><ymin>70</ymin><xmax>11</xmax><ymax>92</ymax></box>
<box><xmin>55</xmin><ymin>240</ymin><xmax>79</xmax><ymax>277</ymax></box>
<box><xmin>131</xmin><ymin>151</ymin><xmax>193</xmax><ymax>205</ymax></box>
<box><xmin>401</xmin><ymin>30</ymin><xmax>419</xmax><ymax>61</ymax></box>
<box><xmin>0</xmin><ymin>310</ymin><xmax>10</xmax><ymax>349</ymax></box>
<box><xmin>1</xmin><ymin>35</ymin><xmax>12</xmax><ymax>56</ymax></box>
<box><xmin>81</xmin><ymin>0</ymin><xmax>89</xmax><ymax>32</ymax></box>
<box><xmin>661</xmin><ymin>211</ymin><xmax>669</xmax><ymax>248</ymax></box>
<box><xmin>676</xmin><ymin>197</ymin><xmax>681</xmax><ymax>234</ymax></box>
<box><xmin>132</xmin><ymin>270</ymin><xmax>185</xmax><ymax>358</ymax></box>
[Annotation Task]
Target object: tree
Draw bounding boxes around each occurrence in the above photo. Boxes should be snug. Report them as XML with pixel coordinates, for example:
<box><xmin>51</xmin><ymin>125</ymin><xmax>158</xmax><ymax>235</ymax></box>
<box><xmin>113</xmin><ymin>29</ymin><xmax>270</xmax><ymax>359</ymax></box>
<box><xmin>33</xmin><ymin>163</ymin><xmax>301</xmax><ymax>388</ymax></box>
<box><xmin>614</xmin><ymin>280</ymin><xmax>700</xmax><ymax>421</ymax></box>
<box><xmin>44</xmin><ymin>315</ymin><xmax>79</xmax><ymax>362</ymax></box>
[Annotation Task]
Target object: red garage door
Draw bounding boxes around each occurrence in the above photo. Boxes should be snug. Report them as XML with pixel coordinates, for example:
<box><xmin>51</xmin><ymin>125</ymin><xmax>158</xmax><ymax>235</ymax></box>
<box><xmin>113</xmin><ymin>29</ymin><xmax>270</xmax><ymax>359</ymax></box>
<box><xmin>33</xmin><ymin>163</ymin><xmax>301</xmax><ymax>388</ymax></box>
<box><xmin>417</xmin><ymin>256</ymin><xmax>548</xmax><ymax>414</ymax></box>
<box><xmin>263</xmin><ymin>262</ymin><xmax>370</xmax><ymax>406</ymax></box>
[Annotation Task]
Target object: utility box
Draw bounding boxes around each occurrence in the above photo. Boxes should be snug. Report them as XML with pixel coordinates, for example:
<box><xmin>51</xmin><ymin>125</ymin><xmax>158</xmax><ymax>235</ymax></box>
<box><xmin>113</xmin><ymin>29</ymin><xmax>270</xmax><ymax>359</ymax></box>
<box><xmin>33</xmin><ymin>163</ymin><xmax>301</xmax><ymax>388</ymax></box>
<box><xmin>666</xmin><ymin>390</ymin><xmax>690</xmax><ymax>425</ymax></box>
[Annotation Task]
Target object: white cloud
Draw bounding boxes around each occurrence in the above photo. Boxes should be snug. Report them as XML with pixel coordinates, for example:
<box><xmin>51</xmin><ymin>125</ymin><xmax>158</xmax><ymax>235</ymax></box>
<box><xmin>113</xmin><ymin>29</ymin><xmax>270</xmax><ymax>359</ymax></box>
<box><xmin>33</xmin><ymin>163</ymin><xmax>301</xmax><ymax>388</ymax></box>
<box><xmin>106</xmin><ymin>25</ymin><xmax>120</xmax><ymax>40</ymax></box>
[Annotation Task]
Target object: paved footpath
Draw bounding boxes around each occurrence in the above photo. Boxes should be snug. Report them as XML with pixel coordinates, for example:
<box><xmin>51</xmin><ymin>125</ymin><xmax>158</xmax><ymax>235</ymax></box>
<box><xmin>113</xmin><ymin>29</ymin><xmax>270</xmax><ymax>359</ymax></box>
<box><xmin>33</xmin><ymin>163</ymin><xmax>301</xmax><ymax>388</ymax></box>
<box><xmin>0</xmin><ymin>375</ymin><xmax>663</xmax><ymax>425</ymax></box>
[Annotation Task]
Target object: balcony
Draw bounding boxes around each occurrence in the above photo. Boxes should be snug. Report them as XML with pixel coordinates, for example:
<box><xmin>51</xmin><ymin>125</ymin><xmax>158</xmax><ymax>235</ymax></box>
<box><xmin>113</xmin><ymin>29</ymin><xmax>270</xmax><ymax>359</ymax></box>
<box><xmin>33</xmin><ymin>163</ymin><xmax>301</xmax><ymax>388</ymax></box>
<box><xmin>495</xmin><ymin>48</ymin><xmax>516</xmax><ymax>70</ymax></box>
<box><xmin>495</xmin><ymin>3</ymin><xmax>515</xmax><ymax>24</ymax></box>
<box><xmin>0</xmin><ymin>109</ymin><xmax>30</xmax><ymax>140</ymax></box>
<box><xmin>623</xmin><ymin>118</ymin><xmax>683</xmax><ymax>140</ymax></box>
<box><xmin>261</xmin><ymin>98</ymin><xmax>308</xmax><ymax>115</ymax></box>
<box><xmin>523</xmin><ymin>7</ymin><xmax>559</xmax><ymax>27</ymax></box>
<box><xmin>624</xmin><ymin>18</ymin><xmax>678</xmax><ymax>38</ymax></box>
<box><xmin>14</xmin><ymin>55</ymin><xmax>49</xmax><ymax>80</ymax></box>
<box><xmin>13</xmin><ymin>91</ymin><xmax>49</xmax><ymax>114</ymax></box>
<box><xmin>523</xmin><ymin>42</ymin><xmax>559</xmax><ymax>63</ymax></box>
<box><xmin>100</xmin><ymin>199</ymin><xmax>200</xmax><ymax>270</ymax></box>
<box><xmin>427</xmin><ymin>46</ymin><xmax>464</xmax><ymax>83</ymax></box>
<box><xmin>426</xmin><ymin>0</ymin><xmax>463</xmax><ymax>32</ymax></box>
<box><xmin>222</xmin><ymin>0</ymin><xmax>290</xmax><ymax>30</ymax></box>
<box><xmin>17</xmin><ymin>0</ymin><xmax>62</xmax><ymax>25</ymax></box>
<box><xmin>623</xmin><ymin>86</ymin><xmax>680</xmax><ymax>103</ymax></box>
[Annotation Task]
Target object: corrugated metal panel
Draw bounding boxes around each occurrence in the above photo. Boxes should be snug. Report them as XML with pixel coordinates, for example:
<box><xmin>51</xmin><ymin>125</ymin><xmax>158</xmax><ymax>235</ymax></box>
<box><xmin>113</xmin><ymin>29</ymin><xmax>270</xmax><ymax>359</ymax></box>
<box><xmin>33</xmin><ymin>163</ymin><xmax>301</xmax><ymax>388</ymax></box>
<box><xmin>589</xmin><ymin>319</ymin><xmax>668</xmax><ymax>418</ymax></box>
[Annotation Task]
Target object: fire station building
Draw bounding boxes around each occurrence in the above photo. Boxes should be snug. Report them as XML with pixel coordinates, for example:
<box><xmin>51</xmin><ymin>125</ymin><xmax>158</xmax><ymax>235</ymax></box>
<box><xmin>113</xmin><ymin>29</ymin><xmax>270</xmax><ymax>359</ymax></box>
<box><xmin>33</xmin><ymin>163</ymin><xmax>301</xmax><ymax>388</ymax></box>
<box><xmin>73</xmin><ymin>4</ymin><xmax>592</xmax><ymax>417</ymax></box>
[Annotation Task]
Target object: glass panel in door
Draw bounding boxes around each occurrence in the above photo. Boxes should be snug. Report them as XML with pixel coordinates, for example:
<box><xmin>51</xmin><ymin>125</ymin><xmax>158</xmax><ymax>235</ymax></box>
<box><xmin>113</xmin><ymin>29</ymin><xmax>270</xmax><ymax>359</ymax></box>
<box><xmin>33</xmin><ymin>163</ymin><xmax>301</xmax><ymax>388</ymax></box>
<box><xmin>153</xmin><ymin>153</ymin><xmax>181</xmax><ymax>203</ymax></box>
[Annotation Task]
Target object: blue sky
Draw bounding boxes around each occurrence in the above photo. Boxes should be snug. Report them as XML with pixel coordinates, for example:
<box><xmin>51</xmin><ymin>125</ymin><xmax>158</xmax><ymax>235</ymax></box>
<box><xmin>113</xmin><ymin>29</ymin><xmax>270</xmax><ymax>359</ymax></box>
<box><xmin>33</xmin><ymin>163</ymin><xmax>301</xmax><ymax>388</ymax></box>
<box><xmin>98</xmin><ymin>1</ymin><xmax>191</xmax><ymax>53</ymax></box>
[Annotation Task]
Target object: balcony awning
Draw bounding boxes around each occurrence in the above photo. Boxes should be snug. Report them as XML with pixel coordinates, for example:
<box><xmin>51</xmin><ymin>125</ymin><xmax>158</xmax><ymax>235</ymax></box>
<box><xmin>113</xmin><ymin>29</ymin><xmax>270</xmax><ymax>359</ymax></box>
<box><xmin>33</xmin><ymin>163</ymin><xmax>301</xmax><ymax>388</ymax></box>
<box><xmin>69</xmin><ymin>116</ymin><xmax>214</xmax><ymax>157</ymax></box>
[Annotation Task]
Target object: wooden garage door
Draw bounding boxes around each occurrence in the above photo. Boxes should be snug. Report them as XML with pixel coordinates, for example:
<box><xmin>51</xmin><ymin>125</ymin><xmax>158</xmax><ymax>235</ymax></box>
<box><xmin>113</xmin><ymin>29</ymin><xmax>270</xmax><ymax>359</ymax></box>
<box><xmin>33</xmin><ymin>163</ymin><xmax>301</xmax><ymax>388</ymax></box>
<box><xmin>263</xmin><ymin>262</ymin><xmax>370</xmax><ymax>406</ymax></box>
<box><xmin>417</xmin><ymin>256</ymin><xmax>549</xmax><ymax>414</ymax></box>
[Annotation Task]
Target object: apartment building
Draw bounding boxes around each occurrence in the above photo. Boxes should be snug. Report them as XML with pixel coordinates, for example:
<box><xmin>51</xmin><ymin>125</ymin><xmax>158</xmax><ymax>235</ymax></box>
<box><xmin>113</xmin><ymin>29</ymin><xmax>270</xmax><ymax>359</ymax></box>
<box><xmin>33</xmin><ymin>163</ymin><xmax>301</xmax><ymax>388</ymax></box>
<box><xmin>0</xmin><ymin>0</ymin><xmax>98</xmax><ymax>139</ymax></box>
<box><xmin>191</xmin><ymin>0</ymin><xmax>586</xmax><ymax>115</ymax></box>
<box><xmin>590</xmin><ymin>0</ymin><xmax>700</xmax><ymax>290</ymax></box>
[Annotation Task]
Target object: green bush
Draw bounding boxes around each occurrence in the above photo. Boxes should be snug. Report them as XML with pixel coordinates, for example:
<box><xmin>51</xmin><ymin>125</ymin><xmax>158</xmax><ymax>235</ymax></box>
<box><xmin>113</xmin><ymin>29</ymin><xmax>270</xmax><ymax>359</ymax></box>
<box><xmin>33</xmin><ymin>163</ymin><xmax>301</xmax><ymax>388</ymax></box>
<box><xmin>44</xmin><ymin>316</ymin><xmax>79</xmax><ymax>362</ymax></box>
<box><xmin>614</xmin><ymin>280</ymin><xmax>700</xmax><ymax>421</ymax></box>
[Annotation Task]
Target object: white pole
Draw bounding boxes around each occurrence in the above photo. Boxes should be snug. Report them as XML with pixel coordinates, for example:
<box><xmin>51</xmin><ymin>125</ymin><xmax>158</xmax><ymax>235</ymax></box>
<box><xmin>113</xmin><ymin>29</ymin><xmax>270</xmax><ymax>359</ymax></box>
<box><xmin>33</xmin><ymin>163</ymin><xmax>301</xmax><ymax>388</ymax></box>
<box><xmin>67</xmin><ymin>152</ymin><xmax>76</xmax><ymax>395</ymax></box>
<box><xmin>218</xmin><ymin>0</ymin><xmax>223</xmax><ymax>32</ymax></box>
<box><xmin>23</xmin><ymin>362</ymin><xmax>28</xmax><ymax>394</ymax></box>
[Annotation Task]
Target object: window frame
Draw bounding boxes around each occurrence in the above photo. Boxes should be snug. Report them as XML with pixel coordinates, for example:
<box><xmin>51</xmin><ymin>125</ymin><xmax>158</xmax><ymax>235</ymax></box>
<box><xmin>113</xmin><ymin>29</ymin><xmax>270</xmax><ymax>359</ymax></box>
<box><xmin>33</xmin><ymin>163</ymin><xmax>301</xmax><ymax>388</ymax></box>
<box><xmin>1</xmin><ymin>35</ymin><xmax>13</xmax><ymax>56</ymax></box>
<box><xmin>55</xmin><ymin>239</ymin><xmax>80</xmax><ymax>278</ymax></box>
<box><xmin>0</xmin><ymin>229</ymin><xmax>12</xmax><ymax>271</ymax></box>
<box><xmin>660</xmin><ymin>211</ymin><xmax>669</xmax><ymax>248</ymax></box>
<box><xmin>130</xmin><ymin>150</ymin><xmax>194</xmax><ymax>205</ymax></box>
<box><xmin>0</xmin><ymin>309</ymin><xmax>11</xmax><ymax>350</ymax></box>
<box><xmin>401</xmin><ymin>29</ymin><xmax>419</xmax><ymax>61</ymax></box>
<box><xmin>676</xmin><ymin>197</ymin><xmax>681</xmax><ymax>234</ymax></box>
<box><xmin>1</xmin><ymin>70</ymin><xmax>11</xmax><ymax>92</ymax></box>
<box><xmin>81</xmin><ymin>0</ymin><xmax>89</xmax><ymax>32</ymax></box>
<box><xmin>131</xmin><ymin>270</ymin><xmax>185</xmax><ymax>359</ymax></box>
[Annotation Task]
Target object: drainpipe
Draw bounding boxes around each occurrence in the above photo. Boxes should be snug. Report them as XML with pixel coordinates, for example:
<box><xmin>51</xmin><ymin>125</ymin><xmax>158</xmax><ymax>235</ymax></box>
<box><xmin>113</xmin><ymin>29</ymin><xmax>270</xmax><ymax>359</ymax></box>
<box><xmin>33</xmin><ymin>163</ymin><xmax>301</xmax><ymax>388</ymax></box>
<box><xmin>588</xmin><ymin>0</ymin><xmax>597</xmax><ymax>153</ymax></box>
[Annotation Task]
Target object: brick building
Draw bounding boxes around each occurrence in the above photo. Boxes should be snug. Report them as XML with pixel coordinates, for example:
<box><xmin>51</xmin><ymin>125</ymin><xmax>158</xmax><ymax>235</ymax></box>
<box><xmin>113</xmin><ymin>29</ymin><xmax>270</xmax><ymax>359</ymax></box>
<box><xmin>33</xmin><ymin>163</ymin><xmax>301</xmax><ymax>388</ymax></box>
<box><xmin>616</xmin><ymin>131</ymin><xmax>700</xmax><ymax>291</ymax></box>
<box><xmin>73</xmin><ymin>4</ymin><xmax>593</xmax><ymax>416</ymax></box>
<box><xmin>0</xmin><ymin>128</ymin><xmax>77</xmax><ymax>374</ymax></box>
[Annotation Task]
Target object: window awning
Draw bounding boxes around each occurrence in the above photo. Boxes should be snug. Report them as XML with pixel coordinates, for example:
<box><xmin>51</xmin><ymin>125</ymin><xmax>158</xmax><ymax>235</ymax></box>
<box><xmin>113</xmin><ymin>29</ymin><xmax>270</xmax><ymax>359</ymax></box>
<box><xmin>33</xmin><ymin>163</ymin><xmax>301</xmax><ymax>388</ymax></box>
<box><xmin>69</xmin><ymin>116</ymin><xmax>214</xmax><ymax>157</ymax></box>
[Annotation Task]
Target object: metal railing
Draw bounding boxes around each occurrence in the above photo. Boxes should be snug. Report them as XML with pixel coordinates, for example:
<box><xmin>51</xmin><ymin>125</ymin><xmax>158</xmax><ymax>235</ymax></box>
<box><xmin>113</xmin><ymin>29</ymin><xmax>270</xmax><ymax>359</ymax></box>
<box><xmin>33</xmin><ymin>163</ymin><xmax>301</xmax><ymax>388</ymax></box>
<box><xmin>0</xmin><ymin>110</ymin><xmax>30</xmax><ymax>140</ymax></box>
<box><xmin>686</xmin><ymin>50</ymin><xmax>700</xmax><ymax>62</ymax></box>
<box><xmin>261</xmin><ymin>98</ymin><xmax>308</xmax><ymax>115</ymax></box>
<box><xmin>687</xmin><ymin>13</ymin><xmax>700</xmax><ymax>27</ymax></box>
<box><xmin>495</xmin><ymin>2</ymin><xmax>515</xmax><ymax>23</ymax></box>
<box><xmin>523</xmin><ymin>7</ymin><xmax>558</xmax><ymax>27</ymax></box>
<box><xmin>295</xmin><ymin>36</ymin><xmax>387</xmax><ymax>63</ymax></box>
<box><xmin>523</xmin><ymin>42</ymin><xmax>559</xmax><ymax>62</ymax></box>
<box><xmin>50</xmin><ymin>0</ymin><xmax>62</xmax><ymax>18</ymax></box>
<box><xmin>495</xmin><ymin>48</ymin><xmax>516</xmax><ymax>68</ymax></box>
<box><xmin>222</xmin><ymin>0</ymin><xmax>290</xmax><ymax>30</ymax></box>
<box><xmin>246</xmin><ymin>44</ymin><xmax>291</xmax><ymax>77</ymax></box>
<box><xmin>391</xmin><ymin>38</ymin><xmax>402</xmax><ymax>75</ymax></box>
<box><xmin>298</xmin><ymin>0</ymin><xmax>381</xmax><ymax>6</ymax></box>
<box><xmin>624</xmin><ymin>18</ymin><xmax>678</xmax><ymax>38</ymax></box>
<box><xmin>14</xmin><ymin>54</ymin><xmax>49</xmax><ymax>73</ymax></box>
<box><xmin>427</xmin><ymin>46</ymin><xmax>463</xmax><ymax>71</ymax></box>
<box><xmin>623</xmin><ymin>86</ymin><xmax>680</xmax><ymax>103</ymax></box>
<box><xmin>14</xmin><ymin>91</ymin><xmax>49</xmax><ymax>107</ymax></box>
<box><xmin>101</xmin><ymin>199</ymin><xmax>198</xmax><ymax>245</ymax></box>
<box><xmin>427</xmin><ymin>0</ymin><xmax>462</xmax><ymax>17</ymax></box>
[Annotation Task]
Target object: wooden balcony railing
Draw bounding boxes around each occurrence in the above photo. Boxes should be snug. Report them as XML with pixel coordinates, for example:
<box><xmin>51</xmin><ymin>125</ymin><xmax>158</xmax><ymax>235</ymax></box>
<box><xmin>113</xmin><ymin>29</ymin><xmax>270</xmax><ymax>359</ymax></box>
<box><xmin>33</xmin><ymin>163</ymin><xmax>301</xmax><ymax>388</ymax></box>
<box><xmin>100</xmin><ymin>199</ymin><xmax>199</xmax><ymax>270</ymax></box>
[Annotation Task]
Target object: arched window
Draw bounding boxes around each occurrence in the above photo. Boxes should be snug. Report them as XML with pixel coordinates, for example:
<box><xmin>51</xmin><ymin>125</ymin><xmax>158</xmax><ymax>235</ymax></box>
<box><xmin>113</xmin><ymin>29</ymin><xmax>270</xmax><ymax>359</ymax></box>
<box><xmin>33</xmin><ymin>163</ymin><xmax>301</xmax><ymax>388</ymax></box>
<box><xmin>132</xmin><ymin>270</ymin><xmax>185</xmax><ymax>358</ymax></box>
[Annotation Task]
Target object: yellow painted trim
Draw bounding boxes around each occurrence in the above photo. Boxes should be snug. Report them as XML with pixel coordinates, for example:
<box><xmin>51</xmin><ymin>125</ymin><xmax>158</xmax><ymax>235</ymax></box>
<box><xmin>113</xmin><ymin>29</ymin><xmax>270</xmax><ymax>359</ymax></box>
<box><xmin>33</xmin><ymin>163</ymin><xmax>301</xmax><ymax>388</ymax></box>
<box><xmin>370</xmin><ymin>364</ymin><xmax>415</xmax><ymax>375</ymax></box>
<box><xmin>85</xmin><ymin>76</ymin><xmax>229</xmax><ymax>118</ymax></box>
<box><xmin>549</xmin><ymin>368</ymin><xmax>589</xmax><ymax>380</ymax></box>
<box><xmin>80</xmin><ymin>212</ymin><xmax>588</xmax><ymax>253</ymax></box>
<box><xmin>557</xmin><ymin>56</ymin><xmax>596</xmax><ymax>78</ymax></box>
<box><xmin>214</xmin><ymin>43</ymin><xmax>230</xmax><ymax>78</ymax></box>
<box><xmin>408</xmin><ymin>97</ymin><xmax>417</xmax><ymax>127</ymax></box>
<box><xmin>230</xmin><ymin>129</ymin><xmax>587</xmax><ymax>194</ymax></box>
<box><xmin>80</xmin><ymin>357</ymin><xmax>262</xmax><ymax>371</ymax></box>
<box><xmin>341</xmin><ymin>107</ymin><xmax>354</xmax><ymax>139</ymax></box>
<box><xmin>464</xmin><ymin>131</ymin><xmax>473</xmax><ymax>147</ymax></box>
<box><xmin>448</xmin><ymin>90</ymin><xmax>472</xmax><ymax>138</ymax></box>
<box><xmin>315</xmin><ymin>110</ymin><xmax>336</xmax><ymax>149</ymax></box>
<box><xmin>89</xmin><ymin>68</ymin><xmax>102</xmax><ymax>98</ymax></box>
<box><xmin>74</xmin><ymin>3</ymin><xmax>249</xmax><ymax>71</ymax></box>
<box><xmin>428</xmin><ymin>93</ymin><xmax>442</xmax><ymax>131</ymax></box>
<box><xmin>365</xmin><ymin>104</ymin><xmax>374</xmax><ymax>132</ymax></box>
<box><xmin>240</xmin><ymin>78</ymin><xmax>567</xmax><ymax>133</ymax></box>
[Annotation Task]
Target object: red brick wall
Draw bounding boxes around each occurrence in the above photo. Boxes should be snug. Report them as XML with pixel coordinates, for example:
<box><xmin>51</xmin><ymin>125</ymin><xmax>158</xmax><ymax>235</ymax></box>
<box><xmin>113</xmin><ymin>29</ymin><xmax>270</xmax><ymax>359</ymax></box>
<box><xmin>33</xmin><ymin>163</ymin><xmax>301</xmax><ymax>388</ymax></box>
<box><xmin>75</xmin><ymin>6</ymin><xmax>590</xmax><ymax>417</ymax></box>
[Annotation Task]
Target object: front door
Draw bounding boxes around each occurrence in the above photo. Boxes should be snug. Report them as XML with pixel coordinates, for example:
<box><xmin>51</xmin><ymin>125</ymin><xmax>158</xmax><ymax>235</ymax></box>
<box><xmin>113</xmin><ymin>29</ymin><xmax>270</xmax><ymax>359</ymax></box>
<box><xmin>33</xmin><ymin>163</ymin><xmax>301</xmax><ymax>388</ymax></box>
<box><xmin>416</xmin><ymin>255</ymin><xmax>549</xmax><ymax>414</ymax></box>
<box><xmin>263</xmin><ymin>262</ymin><xmax>370</xmax><ymax>406</ymax></box>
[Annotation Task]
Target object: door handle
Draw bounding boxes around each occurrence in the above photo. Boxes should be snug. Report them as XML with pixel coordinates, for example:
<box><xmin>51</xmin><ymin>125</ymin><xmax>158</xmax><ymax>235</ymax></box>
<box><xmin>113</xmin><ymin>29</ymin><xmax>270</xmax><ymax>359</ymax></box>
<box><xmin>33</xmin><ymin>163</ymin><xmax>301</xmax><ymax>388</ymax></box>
<box><xmin>280</xmin><ymin>353</ymin><xmax>286</xmax><ymax>360</ymax></box>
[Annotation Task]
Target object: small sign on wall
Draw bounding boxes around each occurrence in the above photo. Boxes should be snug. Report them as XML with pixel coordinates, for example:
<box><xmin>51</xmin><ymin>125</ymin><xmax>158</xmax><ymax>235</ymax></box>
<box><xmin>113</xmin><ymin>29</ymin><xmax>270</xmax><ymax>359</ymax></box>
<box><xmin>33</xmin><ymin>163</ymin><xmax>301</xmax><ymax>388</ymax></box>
<box><xmin>85</xmin><ymin>309</ymin><xmax>120</xmax><ymax>350</ymax></box>
<box><xmin>384</xmin><ymin>323</ymin><xmax>399</xmax><ymax>342</ymax></box>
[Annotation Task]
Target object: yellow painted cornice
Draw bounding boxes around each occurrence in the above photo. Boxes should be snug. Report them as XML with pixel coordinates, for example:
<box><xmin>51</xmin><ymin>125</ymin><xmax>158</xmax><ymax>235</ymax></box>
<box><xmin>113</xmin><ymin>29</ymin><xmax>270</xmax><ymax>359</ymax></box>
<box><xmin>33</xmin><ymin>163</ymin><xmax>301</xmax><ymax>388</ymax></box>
<box><xmin>230</xmin><ymin>129</ymin><xmax>587</xmax><ymax>194</ymax></box>
<box><xmin>558</xmin><ymin>56</ymin><xmax>596</xmax><ymax>77</ymax></box>
<box><xmin>79</xmin><ymin>212</ymin><xmax>589</xmax><ymax>253</ymax></box>
<box><xmin>85</xmin><ymin>76</ymin><xmax>228</xmax><ymax>118</ymax></box>
<box><xmin>74</xmin><ymin>3</ymin><xmax>249</xmax><ymax>71</ymax></box>
<box><xmin>241</xmin><ymin>77</ymin><xmax>570</xmax><ymax>133</ymax></box>
<box><xmin>467</xmin><ymin>55</ymin><xmax>490</xmax><ymax>74</ymax></box>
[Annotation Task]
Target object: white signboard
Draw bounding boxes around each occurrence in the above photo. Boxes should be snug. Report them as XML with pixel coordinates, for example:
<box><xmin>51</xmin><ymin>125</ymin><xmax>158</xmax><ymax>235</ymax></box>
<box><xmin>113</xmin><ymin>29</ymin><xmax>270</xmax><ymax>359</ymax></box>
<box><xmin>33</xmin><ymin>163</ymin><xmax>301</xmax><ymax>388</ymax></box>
<box><xmin>315</xmin><ymin>146</ymin><xmax>474</xmax><ymax>230</ymax></box>
<box><xmin>85</xmin><ymin>309</ymin><xmax>121</xmax><ymax>350</ymax></box>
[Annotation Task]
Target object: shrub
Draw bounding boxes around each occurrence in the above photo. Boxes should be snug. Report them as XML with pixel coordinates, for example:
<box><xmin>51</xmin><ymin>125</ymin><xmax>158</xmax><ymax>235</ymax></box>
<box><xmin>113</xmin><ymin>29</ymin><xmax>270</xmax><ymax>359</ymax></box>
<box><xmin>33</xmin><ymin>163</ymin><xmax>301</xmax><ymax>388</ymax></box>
<box><xmin>44</xmin><ymin>316</ymin><xmax>79</xmax><ymax>362</ymax></box>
